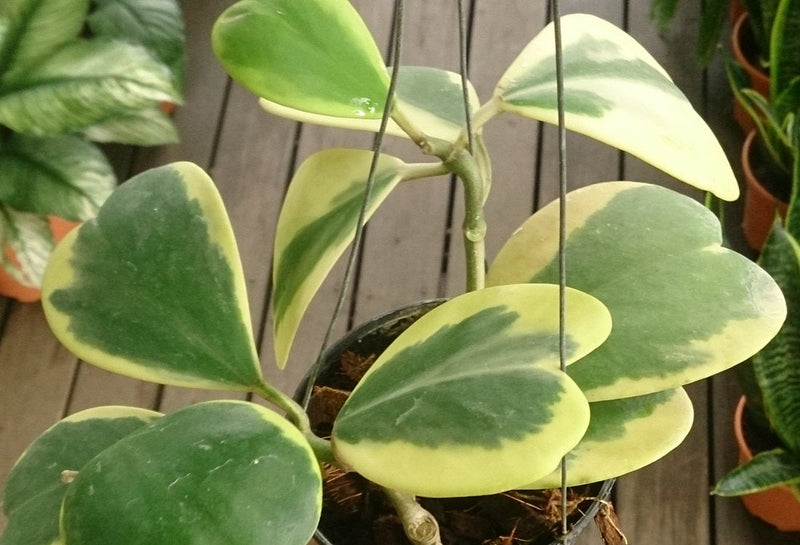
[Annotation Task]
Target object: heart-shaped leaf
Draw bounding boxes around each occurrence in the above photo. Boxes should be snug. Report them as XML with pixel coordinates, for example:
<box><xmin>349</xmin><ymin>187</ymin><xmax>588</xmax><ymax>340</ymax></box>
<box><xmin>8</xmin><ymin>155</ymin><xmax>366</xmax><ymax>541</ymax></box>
<box><xmin>259</xmin><ymin>66</ymin><xmax>480</xmax><ymax>143</ymax></box>
<box><xmin>273</xmin><ymin>149</ymin><xmax>420</xmax><ymax>369</ymax></box>
<box><xmin>332</xmin><ymin>284</ymin><xmax>611</xmax><ymax>497</ymax></box>
<box><xmin>487</xmin><ymin>182</ymin><xmax>786</xmax><ymax>401</ymax></box>
<box><xmin>212</xmin><ymin>0</ymin><xmax>389</xmax><ymax>119</ymax></box>
<box><xmin>524</xmin><ymin>388</ymin><xmax>693</xmax><ymax>488</ymax></box>
<box><xmin>1</xmin><ymin>406</ymin><xmax>160</xmax><ymax>545</ymax></box>
<box><xmin>61</xmin><ymin>401</ymin><xmax>322</xmax><ymax>545</ymax></box>
<box><xmin>42</xmin><ymin>162</ymin><xmax>263</xmax><ymax>391</ymax></box>
<box><xmin>490</xmin><ymin>14</ymin><xmax>737</xmax><ymax>200</ymax></box>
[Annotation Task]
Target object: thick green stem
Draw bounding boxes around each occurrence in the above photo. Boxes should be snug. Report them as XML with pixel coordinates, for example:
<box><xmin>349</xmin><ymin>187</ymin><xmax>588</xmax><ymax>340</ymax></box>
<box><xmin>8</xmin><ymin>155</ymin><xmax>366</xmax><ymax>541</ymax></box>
<box><xmin>445</xmin><ymin>147</ymin><xmax>487</xmax><ymax>292</ymax></box>
<box><xmin>385</xmin><ymin>489</ymin><xmax>442</xmax><ymax>545</ymax></box>
<box><xmin>253</xmin><ymin>380</ymin><xmax>312</xmax><ymax>432</ymax></box>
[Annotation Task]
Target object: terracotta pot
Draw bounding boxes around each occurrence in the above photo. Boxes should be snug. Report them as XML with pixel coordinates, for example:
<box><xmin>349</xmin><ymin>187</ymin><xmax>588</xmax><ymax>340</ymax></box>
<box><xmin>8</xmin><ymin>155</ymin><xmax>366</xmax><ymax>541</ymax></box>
<box><xmin>0</xmin><ymin>216</ymin><xmax>80</xmax><ymax>302</ymax></box>
<box><xmin>730</xmin><ymin>12</ymin><xmax>771</xmax><ymax>134</ymax></box>
<box><xmin>299</xmin><ymin>301</ymin><xmax>616</xmax><ymax>545</ymax></box>
<box><xmin>733</xmin><ymin>396</ymin><xmax>800</xmax><ymax>532</ymax></box>
<box><xmin>741</xmin><ymin>130</ymin><xmax>788</xmax><ymax>251</ymax></box>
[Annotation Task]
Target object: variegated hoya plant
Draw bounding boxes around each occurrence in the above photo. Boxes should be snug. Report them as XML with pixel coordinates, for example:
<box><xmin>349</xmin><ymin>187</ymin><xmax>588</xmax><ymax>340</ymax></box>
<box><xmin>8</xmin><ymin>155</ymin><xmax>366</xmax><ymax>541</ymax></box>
<box><xmin>0</xmin><ymin>1</ymin><xmax>789</xmax><ymax>545</ymax></box>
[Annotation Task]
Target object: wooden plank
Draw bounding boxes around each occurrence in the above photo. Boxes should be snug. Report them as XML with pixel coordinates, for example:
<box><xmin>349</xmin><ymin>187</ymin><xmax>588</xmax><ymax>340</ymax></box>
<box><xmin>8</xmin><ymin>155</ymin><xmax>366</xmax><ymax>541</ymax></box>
<box><xmin>353</xmin><ymin>1</ymin><xmax>460</xmax><ymax>320</ymax></box>
<box><xmin>445</xmin><ymin>0</ymin><xmax>548</xmax><ymax>295</ymax></box>
<box><xmin>0</xmin><ymin>304</ymin><xmax>78</xmax><ymax>531</ymax></box>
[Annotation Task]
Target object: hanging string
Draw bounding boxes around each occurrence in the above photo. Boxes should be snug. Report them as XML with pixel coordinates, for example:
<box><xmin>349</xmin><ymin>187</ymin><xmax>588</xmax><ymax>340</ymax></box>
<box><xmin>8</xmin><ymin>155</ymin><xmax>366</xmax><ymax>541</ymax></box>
<box><xmin>457</xmin><ymin>0</ymin><xmax>473</xmax><ymax>154</ymax></box>
<box><xmin>549</xmin><ymin>0</ymin><xmax>570</xmax><ymax>537</ymax></box>
<box><xmin>303</xmin><ymin>0</ymin><xmax>405</xmax><ymax>408</ymax></box>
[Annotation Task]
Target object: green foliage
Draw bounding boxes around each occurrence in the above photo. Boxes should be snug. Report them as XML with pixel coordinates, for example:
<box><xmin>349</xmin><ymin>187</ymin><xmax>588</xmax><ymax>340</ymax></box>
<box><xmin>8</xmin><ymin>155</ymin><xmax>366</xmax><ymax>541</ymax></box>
<box><xmin>714</xmin><ymin>132</ymin><xmax>800</xmax><ymax>498</ymax></box>
<box><xmin>0</xmin><ymin>2</ymin><xmax>787</xmax><ymax>545</ymax></box>
<box><xmin>0</xmin><ymin>0</ymin><xmax>184</xmax><ymax>289</ymax></box>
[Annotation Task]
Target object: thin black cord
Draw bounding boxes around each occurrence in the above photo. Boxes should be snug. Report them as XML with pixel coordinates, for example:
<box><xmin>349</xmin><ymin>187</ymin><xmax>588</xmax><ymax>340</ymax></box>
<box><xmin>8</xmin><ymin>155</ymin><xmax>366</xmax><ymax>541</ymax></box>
<box><xmin>457</xmin><ymin>0</ymin><xmax>474</xmax><ymax>154</ymax></box>
<box><xmin>302</xmin><ymin>0</ymin><xmax>406</xmax><ymax>408</ymax></box>
<box><xmin>549</xmin><ymin>0</ymin><xmax>570</xmax><ymax>536</ymax></box>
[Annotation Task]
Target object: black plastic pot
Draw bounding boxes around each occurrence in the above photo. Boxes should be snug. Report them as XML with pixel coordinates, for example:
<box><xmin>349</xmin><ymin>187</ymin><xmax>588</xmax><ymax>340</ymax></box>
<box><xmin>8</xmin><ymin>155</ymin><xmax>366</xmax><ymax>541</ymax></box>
<box><xmin>297</xmin><ymin>300</ymin><xmax>615</xmax><ymax>545</ymax></box>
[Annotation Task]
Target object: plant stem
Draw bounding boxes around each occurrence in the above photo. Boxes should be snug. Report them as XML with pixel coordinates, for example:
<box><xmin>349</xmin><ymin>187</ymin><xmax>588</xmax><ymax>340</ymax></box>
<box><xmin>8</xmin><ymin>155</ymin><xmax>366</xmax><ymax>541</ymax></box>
<box><xmin>445</xmin><ymin>147</ymin><xmax>487</xmax><ymax>292</ymax></box>
<box><xmin>384</xmin><ymin>488</ymin><xmax>442</xmax><ymax>545</ymax></box>
<box><xmin>254</xmin><ymin>380</ymin><xmax>312</xmax><ymax>432</ymax></box>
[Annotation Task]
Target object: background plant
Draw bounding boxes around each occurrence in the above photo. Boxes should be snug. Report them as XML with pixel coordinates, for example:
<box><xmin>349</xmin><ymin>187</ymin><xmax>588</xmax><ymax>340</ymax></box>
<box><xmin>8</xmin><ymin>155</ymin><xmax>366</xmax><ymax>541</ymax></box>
<box><xmin>714</xmin><ymin>121</ymin><xmax>800</xmax><ymax>501</ymax></box>
<box><xmin>0</xmin><ymin>0</ymin><xmax>184</xmax><ymax>290</ymax></box>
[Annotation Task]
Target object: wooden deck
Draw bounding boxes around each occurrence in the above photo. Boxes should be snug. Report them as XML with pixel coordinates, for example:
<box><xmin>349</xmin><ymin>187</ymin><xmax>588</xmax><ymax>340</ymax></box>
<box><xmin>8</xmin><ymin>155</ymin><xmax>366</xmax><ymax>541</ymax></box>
<box><xmin>1</xmin><ymin>1</ymin><xmax>797</xmax><ymax>543</ymax></box>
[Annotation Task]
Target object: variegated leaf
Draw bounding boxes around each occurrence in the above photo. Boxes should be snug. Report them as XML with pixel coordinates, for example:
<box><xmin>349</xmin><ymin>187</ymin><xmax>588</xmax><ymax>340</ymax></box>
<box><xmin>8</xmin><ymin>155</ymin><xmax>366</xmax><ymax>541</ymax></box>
<box><xmin>273</xmin><ymin>149</ymin><xmax>417</xmax><ymax>369</ymax></box>
<box><xmin>0</xmin><ymin>40</ymin><xmax>178</xmax><ymax>135</ymax></box>
<box><xmin>524</xmin><ymin>388</ymin><xmax>693</xmax><ymax>488</ymax></box>
<box><xmin>490</xmin><ymin>13</ymin><xmax>737</xmax><ymax>200</ymax></box>
<box><xmin>0</xmin><ymin>0</ymin><xmax>88</xmax><ymax>76</ymax></box>
<box><xmin>42</xmin><ymin>162</ymin><xmax>263</xmax><ymax>391</ymax></box>
<box><xmin>213</xmin><ymin>0</ymin><xmax>389</xmax><ymax>119</ymax></box>
<box><xmin>0</xmin><ymin>207</ymin><xmax>52</xmax><ymax>288</ymax></box>
<box><xmin>61</xmin><ymin>401</ymin><xmax>322</xmax><ymax>545</ymax></box>
<box><xmin>1</xmin><ymin>406</ymin><xmax>161</xmax><ymax>545</ymax></box>
<box><xmin>259</xmin><ymin>66</ymin><xmax>480</xmax><ymax>143</ymax></box>
<box><xmin>87</xmin><ymin>0</ymin><xmax>185</xmax><ymax>92</ymax></box>
<box><xmin>332</xmin><ymin>284</ymin><xmax>611</xmax><ymax>497</ymax></box>
<box><xmin>487</xmin><ymin>182</ymin><xmax>786</xmax><ymax>401</ymax></box>
<box><xmin>0</xmin><ymin>133</ymin><xmax>115</xmax><ymax>220</ymax></box>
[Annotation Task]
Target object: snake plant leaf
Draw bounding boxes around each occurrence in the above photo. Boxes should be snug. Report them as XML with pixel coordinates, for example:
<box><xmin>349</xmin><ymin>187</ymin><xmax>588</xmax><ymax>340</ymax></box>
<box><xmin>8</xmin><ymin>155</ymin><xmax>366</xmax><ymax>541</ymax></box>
<box><xmin>0</xmin><ymin>207</ymin><xmax>52</xmax><ymax>288</ymax></box>
<box><xmin>491</xmin><ymin>13</ymin><xmax>737</xmax><ymax>201</ymax></box>
<box><xmin>212</xmin><ymin>0</ymin><xmax>389</xmax><ymax>119</ymax></box>
<box><xmin>0</xmin><ymin>39</ymin><xmax>179</xmax><ymax>136</ymax></box>
<box><xmin>1</xmin><ymin>406</ymin><xmax>160</xmax><ymax>545</ymax></box>
<box><xmin>524</xmin><ymin>388</ymin><xmax>693</xmax><ymax>488</ymax></box>
<box><xmin>771</xmin><ymin>0</ymin><xmax>800</xmax><ymax>100</ymax></box>
<box><xmin>332</xmin><ymin>284</ymin><xmax>612</xmax><ymax>497</ymax></box>
<box><xmin>273</xmin><ymin>149</ymin><xmax>411</xmax><ymax>369</ymax></box>
<box><xmin>713</xmin><ymin>448</ymin><xmax>800</xmax><ymax>496</ymax></box>
<box><xmin>487</xmin><ymin>182</ymin><xmax>786</xmax><ymax>401</ymax></box>
<box><xmin>42</xmin><ymin>162</ymin><xmax>263</xmax><ymax>391</ymax></box>
<box><xmin>258</xmin><ymin>66</ymin><xmax>480</xmax><ymax>143</ymax></box>
<box><xmin>0</xmin><ymin>133</ymin><xmax>115</xmax><ymax>219</ymax></box>
<box><xmin>0</xmin><ymin>0</ymin><xmax>88</xmax><ymax>76</ymax></box>
<box><xmin>752</xmin><ymin>222</ymin><xmax>800</xmax><ymax>454</ymax></box>
<box><xmin>61</xmin><ymin>401</ymin><xmax>322</xmax><ymax>545</ymax></box>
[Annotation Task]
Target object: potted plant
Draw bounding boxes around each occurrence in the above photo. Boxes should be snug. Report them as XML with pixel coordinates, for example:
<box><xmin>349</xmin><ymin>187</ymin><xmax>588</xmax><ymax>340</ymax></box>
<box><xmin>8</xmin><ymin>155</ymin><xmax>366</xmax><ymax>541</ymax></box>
<box><xmin>0</xmin><ymin>0</ymin><xmax>185</xmax><ymax>301</ymax></box>
<box><xmin>0</xmin><ymin>2</ymin><xmax>788</xmax><ymax>545</ymax></box>
<box><xmin>712</xmin><ymin>123</ymin><xmax>800</xmax><ymax>532</ymax></box>
<box><xmin>728</xmin><ymin>0</ymin><xmax>800</xmax><ymax>249</ymax></box>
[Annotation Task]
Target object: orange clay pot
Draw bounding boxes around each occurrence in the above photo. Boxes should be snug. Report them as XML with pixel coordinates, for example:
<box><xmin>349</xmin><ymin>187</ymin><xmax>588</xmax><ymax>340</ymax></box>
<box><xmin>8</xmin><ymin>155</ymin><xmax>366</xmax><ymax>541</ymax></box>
<box><xmin>733</xmin><ymin>396</ymin><xmax>800</xmax><ymax>532</ymax></box>
<box><xmin>741</xmin><ymin>130</ymin><xmax>788</xmax><ymax>251</ymax></box>
<box><xmin>730</xmin><ymin>12</ymin><xmax>771</xmax><ymax>134</ymax></box>
<box><xmin>0</xmin><ymin>216</ymin><xmax>80</xmax><ymax>303</ymax></box>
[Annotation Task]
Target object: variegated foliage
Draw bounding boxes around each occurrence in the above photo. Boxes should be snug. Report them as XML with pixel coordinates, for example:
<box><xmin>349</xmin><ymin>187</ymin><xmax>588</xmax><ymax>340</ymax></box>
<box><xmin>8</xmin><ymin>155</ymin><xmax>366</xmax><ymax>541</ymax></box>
<box><xmin>0</xmin><ymin>0</ymin><xmax>184</xmax><ymax>288</ymax></box>
<box><xmin>2</xmin><ymin>1</ymin><xmax>788</xmax><ymax>544</ymax></box>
